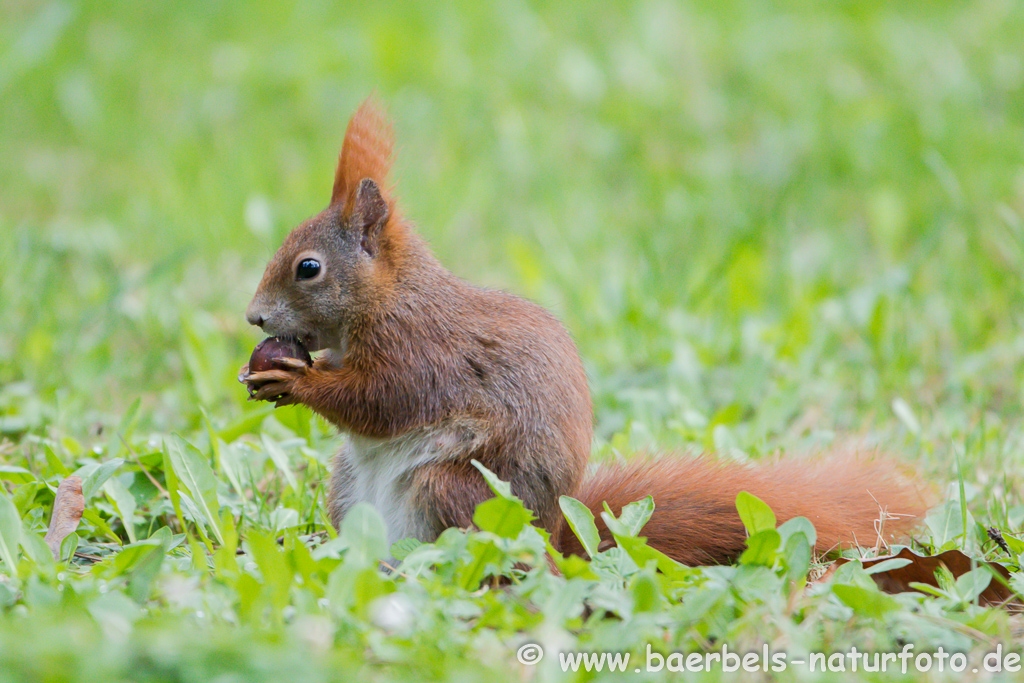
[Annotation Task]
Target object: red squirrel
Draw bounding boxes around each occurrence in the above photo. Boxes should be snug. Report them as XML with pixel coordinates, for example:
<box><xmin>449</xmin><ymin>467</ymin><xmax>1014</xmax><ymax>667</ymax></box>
<box><xmin>240</xmin><ymin>98</ymin><xmax>931</xmax><ymax>565</ymax></box>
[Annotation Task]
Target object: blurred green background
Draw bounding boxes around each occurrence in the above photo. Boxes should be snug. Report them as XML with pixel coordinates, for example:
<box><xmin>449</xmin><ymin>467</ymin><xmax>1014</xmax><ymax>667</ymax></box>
<box><xmin>2</xmin><ymin>0</ymin><xmax>1023</xmax><ymax>469</ymax></box>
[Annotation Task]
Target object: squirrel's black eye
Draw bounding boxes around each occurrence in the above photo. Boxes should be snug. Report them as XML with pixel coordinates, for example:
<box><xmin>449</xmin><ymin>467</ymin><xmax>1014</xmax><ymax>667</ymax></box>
<box><xmin>296</xmin><ymin>258</ymin><xmax>321</xmax><ymax>280</ymax></box>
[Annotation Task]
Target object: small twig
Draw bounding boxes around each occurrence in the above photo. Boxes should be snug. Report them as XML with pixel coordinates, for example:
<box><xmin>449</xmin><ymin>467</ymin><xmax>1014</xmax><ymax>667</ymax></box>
<box><xmin>119</xmin><ymin>434</ymin><xmax>168</xmax><ymax>497</ymax></box>
<box><xmin>72</xmin><ymin>551</ymin><xmax>103</xmax><ymax>562</ymax></box>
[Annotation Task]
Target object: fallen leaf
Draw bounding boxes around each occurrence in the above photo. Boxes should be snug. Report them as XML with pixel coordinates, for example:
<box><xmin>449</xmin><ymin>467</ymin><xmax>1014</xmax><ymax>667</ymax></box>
<box><xmin>44</xmin><ymin>475</ymin><xmax>85</xmax><ymax>561</ymax></box>
<box><xmin>828</xmin><ymin>547</ymin><xmax>1018</xmax><ymax>608</ymax></box>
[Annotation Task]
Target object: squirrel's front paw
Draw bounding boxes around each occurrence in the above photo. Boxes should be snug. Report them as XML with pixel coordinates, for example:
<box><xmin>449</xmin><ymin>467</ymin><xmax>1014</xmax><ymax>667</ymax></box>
<box><xmin>241</xmin><ymin>357</ymin><xmax>310</xmax><ymax>406</ymax></box>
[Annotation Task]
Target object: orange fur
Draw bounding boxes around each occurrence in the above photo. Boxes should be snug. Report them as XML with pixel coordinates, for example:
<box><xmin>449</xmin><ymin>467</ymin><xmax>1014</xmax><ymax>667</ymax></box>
<box><xmin>332</xmin><ymin>96</ymin><xmax>397</xmax><ymax>216</ymax></box>
<box><xmin>557</xmin><ymin>451</ymin><xmax>933</xmax><ymax>565</ymax></box>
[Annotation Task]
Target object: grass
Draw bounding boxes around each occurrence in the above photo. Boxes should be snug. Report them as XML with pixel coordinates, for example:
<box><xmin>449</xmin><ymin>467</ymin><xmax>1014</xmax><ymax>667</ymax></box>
<box><xmin>2</xmin><ymin>0</ymin><xmax>1024</xmax><ymax>680</ymax></box>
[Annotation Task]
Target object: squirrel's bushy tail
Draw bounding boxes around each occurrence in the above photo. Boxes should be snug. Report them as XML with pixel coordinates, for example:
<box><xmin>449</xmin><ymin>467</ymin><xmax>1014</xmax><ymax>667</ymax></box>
<box><xmin>556</xmin><ymin>451</ymin><xmax>933</xmax><ymax>565</ymax></box>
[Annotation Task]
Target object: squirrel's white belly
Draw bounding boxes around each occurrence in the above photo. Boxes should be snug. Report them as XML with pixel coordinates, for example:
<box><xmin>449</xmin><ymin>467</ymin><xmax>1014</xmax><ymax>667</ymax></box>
<box><xmin>343</xmin><ymin>430</ymin><xmax>456</xmax><ymax>545</ymax></box>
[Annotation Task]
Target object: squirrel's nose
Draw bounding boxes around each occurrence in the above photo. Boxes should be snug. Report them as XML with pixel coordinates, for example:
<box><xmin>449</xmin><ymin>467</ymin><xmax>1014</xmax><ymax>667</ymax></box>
<box><xmin>245</xmin><ymin>304</ymin><xmax>265</xmax><ymax>328</ymax></box>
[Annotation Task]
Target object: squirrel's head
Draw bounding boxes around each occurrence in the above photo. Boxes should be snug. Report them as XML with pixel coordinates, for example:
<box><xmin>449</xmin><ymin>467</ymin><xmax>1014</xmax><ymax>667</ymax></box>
<box><xmin>245</xmin><ymin>97</ymin><xmax>402</xmax><ymax>352</ymax></box>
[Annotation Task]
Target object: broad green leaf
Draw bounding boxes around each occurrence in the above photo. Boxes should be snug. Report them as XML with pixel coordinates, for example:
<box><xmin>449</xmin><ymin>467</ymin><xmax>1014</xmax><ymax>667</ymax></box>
<box><xmin>832</xmin><ymin>583</ymin><xmax>899</xmax><ymax>618</ymax></box>
<box><xmin>907</xmin><ymin>582</ymin><xmax>948</xmax><ymax>599</ymax></box>
<box><xmin>617</xmin><ymin>496</ymin><xmax>655</xmax><ymax>536</ymax></box>
<box><xmin>782</xmin><ymin>531</ymin><xmax>812</xmax><ymax>583</ymax></box>
<box><xmin>103</xmin><ymin>475</ymin><xmax>137</xmax><ymax>543</ymax></box>
<box><xmin>103</xmin><ymin>540</ymin><xmax>163</xmax><ymax>578</ymax></box>
<box><xmin>339</xmin><ymin>503</ymin><xmax>388</xmax><ymax>567</ymax></box>
<box><xmin>81</xmin><ymin>508</ymin><xmax>119</xmax><ymax>543</ymax></box>
<box><xmin>777</xmin><ymin>516</ymin><xmax>817</xmax><ymax>549</ymax></box>
<box><xmin>23</xmin><ymin>579</ymin><xmax>60</xmax><ymax>609</ymax></box>
<box><xmin>20</xmin><ymin>531</ymin><xmax>53</xmax><ymax>566</ymax></box>
<box><xmin>59</xmin><ymin>533</ymin><xmax>79</xmax><ymax>563</ymax></box>
<box><xmin>473</xmin><ymin>496</ymin><xmax>531</xmax><ymax>539</ymax></box>
<box><xmin>218</xmin><ymin>509</ymin><xmax>238</xmax><ymax>556</ymax></box>
<box><xmin>777</xmin><ymin>517</ymin><xmax>815</xmax><ymax>582</ymax></box>
<box><xmin>126</xmin><ymin>544</ymin><xmax>166</xmax><ymax>605</ymax></box>
<box><xmin>247</xmin><ymin>530</ymin><xmax>291</xmax><ymax>616</ymax></box>
<box><xmin>0</xmin><ymin>492</ymin><xmax>23</xmax><ymax>575</ymax></box>
<box><xmin>269</xmin><ymin>506</ymin><xmax>300</xmax><ymax>531</ymax></box>
<box><xmin>351</xmin><ymin>566</ymin><xmax>396</xmax><ymax>616</ymax></box>
<box><xmin>311</xmin><ymin>536</ymin><xmax>350</xmax><ymax>561</ymax></box>
<box><xmin>1002</xmin><ymin>533</ymin><xmax>1024</xmax><ymax>556</ymax></box>
<box><xmin>217</xmin><ymin>405</ymin><xmax>275</xmax><ymax>443</ymax></box>
<box><xmin>175</xmin><ymin>492</ymin><xmax>214</xmax><ymax>546</ymax></box>
<box><xmin>188</xmin><ymin>540</ymin><xmax>208</xmax><ymax>572</ymax></box>
<box><xmin>596</xmin><ymin>502</ymin><xmax>689</xmax><ymax>577</ymax></box>
<box><xmin>87</xmin><ymin>590</ymin><xmax>142</xmax><ymax>641</ymax></box>
<box><xmin>736</xmin><ymin>491</ymin><xmax>776</xmax><ymax>535</ymax></box>
<box><xmin>156</xmin><ymin>528</ymin><xmax>185</xmax><ymax>553</ymax></box>
<box><xmin>470</xmin><ymin>460</ymin><xmax>518</xmax><ymax>501</ymax></box>
<box><xmin>559</xmin><ymin>496</ymin><xmax>601</xmax><ymax>558</ymax></box>
<box><xmin>328</xmin><ymin>565</ymin><xmax>392</xmax><ymax>617</ymax></box>
<box><xmin>236</xmin><ymin>572</ymin><xmax>263</xmax><ymax>624</ymax></box>
<box><xmin>217</xmin><ymin>440</ymin><xmax>248</xmax><ymax>497</ymax></box>
<box><xmin>925</xmin><ymin>500</ymin><xmax>970</xmax><ymax>547</ymax></box>
<box><xmin>166</xmin><ymin>436</ymin><xmax>224</xmax><ymax>545</ymax></box>
<box><xmin>0</xmin><ymin>465</ymin><xmax>33</xmax><ymax>485</ymax></box>
<box><xmin>391</xmin><ymin>538</ymin><xmax>421</xmax><ymax>562</ymax></box>
<box><xmin>287</xmin><ymin>533</ymin><xmax>324</xmax><ymax>589</ymax></box>
<box><xmin>862</xmin><ymin>558</ymin><xmax>913</xmax><ymax>575</ymax></box>
<box><xmin>739</xmin><ymin>529</ymin><xmax>781</xmax><ymax>567</ymax></box>
<box><xmin>954</xmin><ymin>567</ymin><xmax>993</xmax><ymax>603</ymax></box>
<box><xmin>11</xmin><ymin>481</ymin><xmax>44</xmax><ymax>515</ymax></box>
<box><xmin>631</xmin><ymin>570</ymin><xmax>661</xmax><ymax>613</ymax></box>
<box><xmin>102</xmin><ymin>539</ymin><xmax>166</xmax><ymax>604</ymax></box>
<box><xmin>830</xmin><ymin>560</ymin><xmax>880</xmax><ymax>591</ymax></box>
<box><xmin>546</xmin><ymin>545</ymin><xmax>599</xmax><ymax>580</ymax></box>
<box><xmin>75</xmin><ymin>458</ymin><xmax>125</xmax><ymax>501</ymax></box>
<box><xmin>612</xmin><ymin>533</ymin><xmax>688</xmax><ymax>578</ymax></box>
<box><xmin>42</xmin><ymin>445</ymin><xmax>70</xmax><ymax>477</ymax></box>
<box><xmin>261</xmin><ymin>434</ymin><xmax>298</xmax><ymax>492</ymax></box>
<box><xmin>457</xmin><ymin>536</ymin><xmax>501</xmax><ymax>590</ymax></box>
<box><xmin>161</xmin><ymin>447</ymin><xmax>185</xmax><ymax>532</ymax></box>
<box><xmin>213</xmin><ymin>545</ymin><xmax>239</xmax><ymax>579</ymax></box>
<box><xmin>273</xmin><ymin>405</ymin><xmax>313</xmax><ymax>441</ymax></box>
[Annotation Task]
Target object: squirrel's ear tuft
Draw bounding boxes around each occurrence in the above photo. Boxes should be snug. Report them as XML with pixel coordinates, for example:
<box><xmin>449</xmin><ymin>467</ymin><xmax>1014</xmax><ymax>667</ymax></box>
<box><xmin>331</xmin><ymin>97</ymin><xmax>394</xmax><ymax>211</ymax></box>
<box><xmin>351</xmin><ymin>178</ymin><xmax>389</xmax><ymax>257</ymax></box>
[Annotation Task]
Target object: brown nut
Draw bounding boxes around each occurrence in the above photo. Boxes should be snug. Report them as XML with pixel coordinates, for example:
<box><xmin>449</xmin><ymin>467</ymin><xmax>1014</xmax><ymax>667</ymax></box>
<box><xmin>248</xmin><ymin>336</ymin><xmax>313</xmax><ymax>373</ymax></box>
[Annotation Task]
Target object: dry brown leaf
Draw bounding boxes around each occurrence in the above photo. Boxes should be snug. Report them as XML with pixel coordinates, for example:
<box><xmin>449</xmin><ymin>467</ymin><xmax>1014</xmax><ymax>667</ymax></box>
<box><xmin>44</xmin><ymin>475</ymin><xmax>85</xmax><ymax>561</ymax></box>
<box><xmin>830</xmin><ymin>546</ymin><xmax>1018</xmax><ymax>608</ymax></box>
